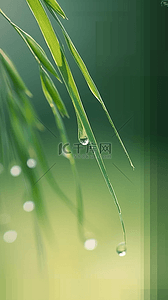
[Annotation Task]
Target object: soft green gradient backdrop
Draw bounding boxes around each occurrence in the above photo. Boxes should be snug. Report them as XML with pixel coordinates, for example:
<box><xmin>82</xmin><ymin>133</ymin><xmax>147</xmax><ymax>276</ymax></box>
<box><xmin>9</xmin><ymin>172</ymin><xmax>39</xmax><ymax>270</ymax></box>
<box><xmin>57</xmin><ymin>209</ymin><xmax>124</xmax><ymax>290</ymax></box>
<box><xmin>0</xmin><ymin>0</ymin><xmax>145</xmax><ymax>299</ymax></box>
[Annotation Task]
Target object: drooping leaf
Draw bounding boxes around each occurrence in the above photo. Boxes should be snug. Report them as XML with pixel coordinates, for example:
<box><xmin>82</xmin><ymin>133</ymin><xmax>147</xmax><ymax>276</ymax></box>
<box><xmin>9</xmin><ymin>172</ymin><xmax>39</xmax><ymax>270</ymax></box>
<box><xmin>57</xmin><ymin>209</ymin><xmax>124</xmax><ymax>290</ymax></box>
<box><xmin>0</xmin><ymin>9</ymin><xmax>61</xmax><ymax>81</ymax></box>
<box><xmin>40</xmin><ymin>68</ymin><xmax>85</xmax><ymax>238</ymax></box>
<box><xmin>0</xmin><ymin>100</ymin><xmax>10</xmax><ymax>166</ymax></box>
<box><xmin>0</xmin><ymin>49</ymin><xmax>32</xmax><ymax>97</ymax></box>
<box><xmin>1</xmin><ymin>2</ymin><xmax>127</xmax><ymax>242</ymax></box>
<box><xmin>45</xmin><ymin>6</ymin><xmax>135</xmax><ymax>170</ymax></box>
<box><xmin>25</xmin><ymin>0</ymin><xmax>126</xmax><ymax>240</ymax></box>
<box><xmin>29</xmin><ymin>124</ymin><xmax>77</xmax><ymax>215</ymax></box>
<box><xmin>59</xmin><ymin>50</ymin><xmax>127</xmax><ymax>242</ymax></box>
<box><xmin>13</xmin><ymin>26</ymin><xmax>62</xmax><ymax>82</ymax></box>
<box><xmin>40</xmin><ymin>66</ymin><xmax>69</xmax><ymax>117</ymax></box>
<box><xmin>0</xmin><ymin>49</ymin><xmax>76</xmax><ymax>224</ymax></box>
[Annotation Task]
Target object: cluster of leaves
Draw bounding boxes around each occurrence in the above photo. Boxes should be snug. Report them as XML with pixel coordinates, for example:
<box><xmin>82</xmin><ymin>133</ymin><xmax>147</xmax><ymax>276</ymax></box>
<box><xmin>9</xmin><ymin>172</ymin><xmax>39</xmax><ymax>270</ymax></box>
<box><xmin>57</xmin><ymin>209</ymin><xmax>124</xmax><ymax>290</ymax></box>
<box><xmin>0</xmin><ymin>0</ymin><xmax>135</xmax><ymax>244</ymax></box>
<box><xmin>0</xmin><ymin>49</ymin><xmax>78</xmax><ymax>234</ymax></box>
<box><xmin>0</xmin><ymin>49</ymin><xmax>45</xmax><ymax>221</ymax></box>
<box><xmin>0</xmin><ymin>11</ymin><xmax>85</xmax><ymax>241</ymax></box>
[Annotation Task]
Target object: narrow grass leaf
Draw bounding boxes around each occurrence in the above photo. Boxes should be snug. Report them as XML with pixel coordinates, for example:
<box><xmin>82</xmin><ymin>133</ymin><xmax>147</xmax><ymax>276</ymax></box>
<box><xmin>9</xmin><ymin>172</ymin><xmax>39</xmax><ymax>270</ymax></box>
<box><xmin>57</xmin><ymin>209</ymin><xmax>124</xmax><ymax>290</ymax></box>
<box><xmin>25</xmin><ymin>0</ymin><xmax>126</xmax><ymax>241</ymax></box>
<box><xmin>16</xmin><ymin>91</ymin><xmax>75</xmax><ymax>214</ymax></box>
<box><xmin>59</xmin><ymin>50</ymin><xmax>127</xmax><ymax>243</ymax></box>
<box><xmin>30</xmin><ymin>124</ymin><xmax>77</xmax><ymax>215</ymax></box>
<box><xmin>7</xmin><ymin>99</ymin><xmax>31</xmax><ymax>152</ymax></box>
<box><xmin>17</xmin><ymin>91</ymin><xmax>44</xmax><ymax>129</ymax></box>
<box><xmin>15</xmin><ymin>91</ymin><xmax>46</xmax><ymax>131</ymax></box>
<box><xmin>13</xmin><ymin>26</ymin><xmax>62</xmax><ymax>82</ymax></box>
<box><xmin>26</xmin><ymin>0</ymin><xmax>62</xmax><ymax>67</ymax></box>
<box><xmin>0</xmin><ymin>9</ymin><xmax>61</xmax><ymax>81</ymax></box>
<box><xmin>10</xmin><ymin>0</ymin><xmax>126</xmax><ymax>242</ymax></box>
<box><xmin>40</xmin><ymin>66</ymin><xmax>69</xmax><ymax>117</ymax></box>
<box><xmin>0</xmin><ymin>102</ymin><xmax>10</xmax><ymax>166</ymax></box>
<box><xmin>43</xmin><ymin>0</ymin><xmax>68</xmax><ymax>19</ymax></box>
<box><xmin>0</xmin><ymin>49</ymin><xmax>78</xmax><ymax>239</ymax></box>
<box><xmin>46</xmin><ymin>8</ymin><xmax>134</xmax><ymax>169</ymax></box>
<box><xmin>34</xmin><ymin>217</ymin><xmax>46</xmax><ymax>271</ymax></box>
<box><xmin>0</xmin><ymin>49</ymin><xmax>32</xmax><ymax>97</ymax></box>
<box><xmin>7</xmin><ymin>106</ymin><xmax>48</xmax><ymax>225</ymax></box>
<box><xmin>40</xmin><ymin>68</ymin><xmax>85</xmax><ymax>239</ymax></box>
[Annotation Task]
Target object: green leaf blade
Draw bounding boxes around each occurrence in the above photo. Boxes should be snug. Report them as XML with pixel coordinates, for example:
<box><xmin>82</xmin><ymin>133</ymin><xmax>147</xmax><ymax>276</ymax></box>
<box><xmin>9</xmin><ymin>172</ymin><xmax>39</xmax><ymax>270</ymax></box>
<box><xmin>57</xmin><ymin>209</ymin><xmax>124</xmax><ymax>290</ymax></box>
<box><xmin>48</xmin><ymin>10</ymin><xmax>134</xmax><ymax>169</ymax></box>
<box><xmin>26</xmin><ymin>0</ymin><xmax>127</xmax><ymax>243</ymax></box>
<box><xmin>26</xmin><ymin>0</ymin><xmax>63</xmax><ymax>67</ymax></box>
<box><xmin>0</xmin><ymin>49</ymin><xmax>32</xmax><ymax>97</ymax></box>
<box><xmin>14</xmin><ymin>26</ymin><xmax>62</xmax><ymax>82</ymax></box>
<box><xmin>40</xmin><ymin>70</ymin><xmax>85</xmax><ymax>239</ymax></box>
<box><xmin>65</xmin><ymin>35</ymin><xmax>135</xmax><ymax>170</ymax></box>
<box><xmin>40</xmin><ymin>66</ymin><xmax>69</xmax><ymax>118</ymax></box>
<box><xmin>43</xmin><ymin>0</ymin><xmax>68</xmax><ymax>19</ymax></box>
<box><xmin>58</xmin><ymin>49</ymin><xmax>127</xmax><ymax>243</ymax></box>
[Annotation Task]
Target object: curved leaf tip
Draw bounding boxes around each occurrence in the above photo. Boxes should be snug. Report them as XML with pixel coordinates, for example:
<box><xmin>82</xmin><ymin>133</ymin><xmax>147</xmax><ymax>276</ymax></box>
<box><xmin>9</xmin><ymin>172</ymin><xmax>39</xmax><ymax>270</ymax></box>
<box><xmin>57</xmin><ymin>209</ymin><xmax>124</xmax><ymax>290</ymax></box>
<box><xmin>43</xmin><ymin>0</ymin><xmax>68</xmax><ymax>20</ymax></box>
<box><xmin>0</xmin><ymin>49</ymin><xmax>32</xmax><ymax>97</ymax></box>
<box><xmin>40</xmin><ymin>66</ymin><xmax>69</xmax><ymax>118</ymax></box>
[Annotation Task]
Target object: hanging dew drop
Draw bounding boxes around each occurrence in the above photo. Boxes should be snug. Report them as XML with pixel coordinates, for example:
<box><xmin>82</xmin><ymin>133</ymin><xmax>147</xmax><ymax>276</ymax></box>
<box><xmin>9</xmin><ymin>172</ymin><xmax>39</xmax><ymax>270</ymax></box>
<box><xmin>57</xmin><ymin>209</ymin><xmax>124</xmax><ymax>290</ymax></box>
<box><xmin>77</xmin><ymin>114</ymin><xmax>89</xmax><ymax>145</ymax></box>
<box><xmin>116</xmin><ymin>242</ymin><xmax>127</xmax><ymax>257</ymax></box>
<box><xmin>79</xmin><ymin>137</ymin><xmax>89</xmax><ymax>145</ymax></box>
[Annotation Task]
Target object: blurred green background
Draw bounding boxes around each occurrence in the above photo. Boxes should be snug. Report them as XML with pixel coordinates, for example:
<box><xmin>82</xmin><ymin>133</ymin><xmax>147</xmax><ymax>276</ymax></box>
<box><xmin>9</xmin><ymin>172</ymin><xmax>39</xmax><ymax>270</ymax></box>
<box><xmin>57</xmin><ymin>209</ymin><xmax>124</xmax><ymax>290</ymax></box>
<box><xmin>0</xmin><ymin>0</ymin><xmax>145</xmax><ymax>299</ymax></box>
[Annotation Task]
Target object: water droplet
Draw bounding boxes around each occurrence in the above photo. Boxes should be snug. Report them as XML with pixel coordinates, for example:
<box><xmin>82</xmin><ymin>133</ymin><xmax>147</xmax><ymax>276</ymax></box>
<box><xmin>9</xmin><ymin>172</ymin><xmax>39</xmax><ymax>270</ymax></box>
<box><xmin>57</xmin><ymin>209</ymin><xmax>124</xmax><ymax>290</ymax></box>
<box><xmin>23</xmin><ymin>201</ymin><xmax>35</xmax><ymax>212</ymax></box>
<box><xmin>27</xmin><ymin>158</ymin><xmax>37</xmax><ymax>168</ymax></box>
<box><xmin>10</xmin><ymin>165</ymin><xmax>21</xmax><ymax>177</ymax></box>
<box><xmin>116</xmin><ymin>242</ymin><xmax>127</xmax><ymax>256</ymax></box>
<box><xmin>84</xmin><ymin>238</ymin><xmax>97</xmax><ymax>250</ymax></box>
<box><xmin>161</xmin><ymin>1</ymin><xmax>168</xmax><ymax>7</ymax></box>
<box><xmin>77</xmin><ymin>114</ymin><xmax>89</xmax><ymax>145</ymax></box>
<box><xmin>3</xmin><ymin>230</ymin><xmax>17</xmax><ymax>243</ymax></box>
<box><xmin>79</xmin><ymin>137</ymin><xmax>89</xmax><ymax>145</ymax></box>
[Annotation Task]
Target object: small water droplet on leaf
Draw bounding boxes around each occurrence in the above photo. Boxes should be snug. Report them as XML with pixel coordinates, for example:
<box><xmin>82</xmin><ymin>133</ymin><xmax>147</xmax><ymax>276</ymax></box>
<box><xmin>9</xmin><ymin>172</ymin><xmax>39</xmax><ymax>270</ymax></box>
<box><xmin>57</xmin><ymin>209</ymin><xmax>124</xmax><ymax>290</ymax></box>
<box><xmin>79</xmin><ymin>137</ymin><xmax>89</xmax><ymax>145</ymax></box>
<box><xmin>116</xmin><ymin>242</ymin><xmax>127</xmax><ymax>256</ymax></box>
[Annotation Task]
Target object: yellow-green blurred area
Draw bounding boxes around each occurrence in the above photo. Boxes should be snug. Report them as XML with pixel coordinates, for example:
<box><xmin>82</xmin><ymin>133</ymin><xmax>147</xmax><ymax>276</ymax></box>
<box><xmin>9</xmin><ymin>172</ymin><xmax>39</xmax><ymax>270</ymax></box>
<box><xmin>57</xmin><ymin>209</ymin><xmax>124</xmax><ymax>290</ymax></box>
<box><xmin>0</xmin><ymin>127</ymin><xmax>144</xmax><ymax>300</ymax></box>
<box><xmin>0</xmin><ymin>0</ymin><xmax>144</xmax><ymax>299</ymax></box>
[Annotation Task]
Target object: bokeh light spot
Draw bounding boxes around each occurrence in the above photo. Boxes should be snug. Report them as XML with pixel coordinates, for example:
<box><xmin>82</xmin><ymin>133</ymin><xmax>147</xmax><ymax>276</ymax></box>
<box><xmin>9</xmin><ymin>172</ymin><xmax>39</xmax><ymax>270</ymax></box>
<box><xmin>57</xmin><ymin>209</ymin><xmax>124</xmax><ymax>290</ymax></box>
<box><xmin>27</xmin><ymin>158</ymin><xmax>37</xmax><ymax>168</ymax></box>
<box><xmin>10</xmin><ymin>166</ymin><xmax>21</xmax><ymax>177</ymax></box>
<box><xmin>3</xmin><ymin>230</ymin><xmax>17</xmax><ymax>243</ymax></box>
<box><xmin>23</xmin><ymin>201</ymin><xmax>35</xmax><ymax>212</ymax></box>
<box><xmin>84</xmin><ymin>238</ymin><xmax>97</xmax><ymax>250</ymax></box>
